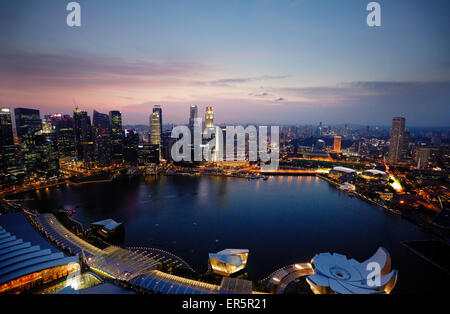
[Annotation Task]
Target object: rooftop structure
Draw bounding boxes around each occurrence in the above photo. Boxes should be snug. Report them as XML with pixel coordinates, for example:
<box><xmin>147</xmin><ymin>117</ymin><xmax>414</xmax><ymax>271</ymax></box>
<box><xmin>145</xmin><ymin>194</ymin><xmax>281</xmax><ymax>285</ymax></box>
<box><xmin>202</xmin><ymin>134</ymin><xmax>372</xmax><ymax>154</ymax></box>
<box><xmin>361</xmin><ymin>169</ymin><xmax>388</xmax><ymax>180</ymax></box>
<box><xmin>0</xmin><ymin>213</ymin><xmax>80</xmax><ymax>294</ymax></box>
<box><xmin>307</xmin><ymin>247</ymin><xmax>398</xmax><ymax>294</ymax></box>
<box><xmin>331</xmin><ymin>167</ymin><xmax>356</xmax><ymax>174</ymax></box>
<box><xmin>90</xmin><ymin>219</ymin><xmax>124</xmax><ymax>239</ymax></box>
<box><xmin>209</xmin><ymin>249</ymin><xmax>249</xmax><ymax>276</ymax></box>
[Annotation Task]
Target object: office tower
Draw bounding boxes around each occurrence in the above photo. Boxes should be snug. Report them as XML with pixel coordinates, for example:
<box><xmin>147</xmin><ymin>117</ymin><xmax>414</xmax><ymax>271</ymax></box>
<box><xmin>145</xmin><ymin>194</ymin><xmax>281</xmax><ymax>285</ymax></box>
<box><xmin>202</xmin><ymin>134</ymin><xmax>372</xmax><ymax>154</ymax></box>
<box><xmin>161</xmin><ymin>130</ymin><xmax>176</xmax><ymax>162</ymax></box>
<box><xmin>73</xmin><ymin>109</ymin><xmax>94</xmax><ymax>164</ymax></box>
<box><xmin>333</xmin><ymin>136</ymin><xmax>342</xmax><ymax>153</ymax></box>
<box><xmin>14</xmin><ymin>108</ymin><xmax>42</xmax><ymax>174</ymax></box>
<box><xmin>49</xmin><ymin>114</ymin><xmax>76</xmax><ymax>160</ymax></box>
<box><xmin>0</xmin><ymin>108</ymin><xmax>20</xmax><ymax>176</ymax></box>
<box><xmin>315</xmin><ymin>139</ymin><xmax>326</xmax><ymax>152</ymax></box>
<box><xmin>149</xmin><ymin>105</ymin><xmax>162</xmax><ymax>160</ymax></box>
<box><xmin>415</xmin><ymin>147</ymin><xmax>431</xmax><ymax>169</ymax></box>
<box><xmin>138</xmin><ymin>144</ymin><xmax>160</xmax><ymax>165</ymax></box>
<box><xmin>93</xmin><ymin>110</ymin><xmax>112</xmax><ymax>167</ymax></box>
<box><xmin>34</xmin><ymin>129</ymin><xmax>59</xmax><ymax>178</ymax></box>
<box><xmin>109</xmin><ymin>111</ymin><xmax>124</xmax><ymax>164</ymax></box>
<box><xmin>123</xmin><ymin>129</ymin><xmax>139</xmax><ymax>165</ymax></box>
<box><xmin>388</xmin><ymin>117</ymin><xmax>408</xmax><ymax>164</ymax></box>
<box><xmin>189</xmin><ymin>105</ymin><xmax>198</xmax><ymax>132</ymax></box>
<box><xmin>205</xmin><ymin>106</ymin><xmax>214</xmax><ymax>128</ymax></box>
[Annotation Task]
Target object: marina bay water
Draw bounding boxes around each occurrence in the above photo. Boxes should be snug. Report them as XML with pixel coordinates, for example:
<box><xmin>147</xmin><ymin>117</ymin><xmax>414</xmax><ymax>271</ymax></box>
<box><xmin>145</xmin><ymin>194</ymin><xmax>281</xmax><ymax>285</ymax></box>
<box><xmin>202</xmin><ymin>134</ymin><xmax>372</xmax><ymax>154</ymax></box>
<box><xmin>17</xmin><ymin>175</ymin><xmax>447</xmax><ymax>293</ymax></box>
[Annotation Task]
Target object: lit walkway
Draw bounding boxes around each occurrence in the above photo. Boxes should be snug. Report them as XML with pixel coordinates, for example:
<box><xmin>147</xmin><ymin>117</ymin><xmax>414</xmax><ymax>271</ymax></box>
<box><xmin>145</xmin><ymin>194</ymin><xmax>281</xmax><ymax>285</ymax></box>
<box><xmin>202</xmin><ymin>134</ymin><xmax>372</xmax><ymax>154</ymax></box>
<box><xmin>260</xmin><ymin>263</ymin><xmax>314</xmax><ymax>294</ymax></box>
<box><xmin>30</xmin><ymin>213</ymin><xmax>246</xmax><ymax>294</ymax></box>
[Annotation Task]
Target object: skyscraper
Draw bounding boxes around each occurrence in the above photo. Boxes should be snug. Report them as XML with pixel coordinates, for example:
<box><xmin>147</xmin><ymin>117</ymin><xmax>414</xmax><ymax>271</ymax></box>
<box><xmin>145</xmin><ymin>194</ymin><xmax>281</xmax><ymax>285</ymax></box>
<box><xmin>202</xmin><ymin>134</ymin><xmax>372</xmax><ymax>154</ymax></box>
<box><xmin>205</xmin><ymin>106</ymin><xmax>214</xmax><ymax>128</ymax></box>
<box><xmin>109</xmin><ymin>111</ymin><xmax>124</xmax><ymax>164</ymax></box>
<box><xmin>0</xmin><ymin>108</ymin><xmax>19</xmax><ymax>176</ymax></box>
<box><xmin>14</xmin><ymin>108</ymin><xmax>42</xmax><ymax>174</ymax></box>
<box><xmin>123</xmin><ymin>129</ymin><xmax>139</xmax><ymax>165</ymax></box>
<box><xmin>333</xmin><ymin>136</ymin><xmax>342</xmax><ymax>153</ymax></box>
<box><xmin>189</xmin><ymin>105</ymin><xmax>198</xmax><ymax>132</ymax></box>
<box><xmin>149</xmin><ymin>105</ymin><xmax>162</xmax><ymax>160</ymax></box>
<box><xmin>49</xmin><ymin>114</ymin><xmax>76</xmax><ymax>160</ymax></box>
<box><xmin>388</xmin><ymin>117</ymin><xmax>408</xmax><ymax>164</ymax></box>
<box><xmin>93</xmin><ymin>110</ymin><xmax>112</xmax><ymax>167</ymax></box>
<box><xmin>73</xmin><ymin>109</ymin><xmax>94</xmax><ymax>164</ymax></box>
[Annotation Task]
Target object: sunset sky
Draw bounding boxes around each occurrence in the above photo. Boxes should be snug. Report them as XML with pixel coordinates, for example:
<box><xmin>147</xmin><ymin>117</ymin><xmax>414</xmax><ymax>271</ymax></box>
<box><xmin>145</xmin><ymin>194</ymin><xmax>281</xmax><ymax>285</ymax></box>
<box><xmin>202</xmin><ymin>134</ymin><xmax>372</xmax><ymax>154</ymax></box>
<box><xmin>1</xmin><ymin>0</ymin><xmax>449</xmax><ymax>126</ymax></box>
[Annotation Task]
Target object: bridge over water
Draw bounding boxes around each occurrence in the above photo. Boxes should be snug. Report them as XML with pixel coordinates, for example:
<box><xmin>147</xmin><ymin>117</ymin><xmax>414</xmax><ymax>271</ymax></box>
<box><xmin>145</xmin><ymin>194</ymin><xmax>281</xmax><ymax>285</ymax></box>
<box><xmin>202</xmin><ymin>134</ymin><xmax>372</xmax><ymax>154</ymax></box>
<box><xmin>29</xmin><ymin>213</ymin><xmax>257</xmax><ymax>294</ymax></box>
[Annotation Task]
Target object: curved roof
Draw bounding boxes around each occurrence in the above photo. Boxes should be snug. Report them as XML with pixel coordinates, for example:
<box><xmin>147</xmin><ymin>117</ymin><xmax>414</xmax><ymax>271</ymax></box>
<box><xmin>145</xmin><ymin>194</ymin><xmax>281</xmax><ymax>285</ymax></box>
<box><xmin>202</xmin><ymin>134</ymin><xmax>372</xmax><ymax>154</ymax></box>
<box><xmin>0</xmin><ymin>219</ymin><xmax>79</xmax><ymax>286</ymax></box>
<box><xmin>363</xmin><ymin>169</ymin><xmax>388</xmax><ymax>176</ymax></box>
<box><xmin>331</xmin><ymin>167</ymin><xmax>356</xmax><ymax>174</ymax></box>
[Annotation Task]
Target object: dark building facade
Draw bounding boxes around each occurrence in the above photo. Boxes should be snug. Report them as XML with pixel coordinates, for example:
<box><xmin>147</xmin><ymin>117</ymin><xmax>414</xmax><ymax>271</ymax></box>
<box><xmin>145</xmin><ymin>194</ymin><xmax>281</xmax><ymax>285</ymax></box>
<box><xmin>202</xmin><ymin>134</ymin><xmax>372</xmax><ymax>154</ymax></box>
<box><xmin>0</xmin><ymin>108</ymin><xmax>20</xmax><ymax>176</ymax></box>
<box><xmin>388</xmin><ymin>117</ymin><xmax>409</xmax><ymax>164</ymax></box>
<box><xmin>49</xmin><ymin>114</ymin><xmax>76</xmax><ymax>161</ymax></box>
<box><xmin>14</xmin><ymin>108</ymin><xmax>42</xmax><ymax>174</ymax></box>
<box><xmin>123</xmin><ymin>129</ymin><xmax>139</xmax><ymax>165</ymax></box>
<box><xmin>109</xmin><ymin>111</ymin><xmax>124</xmax><ymax>164</ymax></box>
<box><xmin>138</xmin><ymin>144</ymin><xmax>160</xmax><ymax>165</ymax></box>
<box><xmin>73</xmin><ymin>110</ymin><xmax>95</xmax><ymax>164</ymax></box>
<box><xmin>93</xmin><ymin>110</ymin><xmax>112</xmax><ymax>167</ymax></box>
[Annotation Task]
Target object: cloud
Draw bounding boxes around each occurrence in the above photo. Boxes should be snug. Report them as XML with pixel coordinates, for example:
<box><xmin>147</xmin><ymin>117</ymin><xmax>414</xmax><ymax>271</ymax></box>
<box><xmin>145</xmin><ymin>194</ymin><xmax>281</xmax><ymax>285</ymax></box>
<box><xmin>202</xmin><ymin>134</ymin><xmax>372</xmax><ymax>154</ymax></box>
<box><xmin>207</xmin><ymin>75</ymin><xmax>288</xmax><ymax>87</ymax></box>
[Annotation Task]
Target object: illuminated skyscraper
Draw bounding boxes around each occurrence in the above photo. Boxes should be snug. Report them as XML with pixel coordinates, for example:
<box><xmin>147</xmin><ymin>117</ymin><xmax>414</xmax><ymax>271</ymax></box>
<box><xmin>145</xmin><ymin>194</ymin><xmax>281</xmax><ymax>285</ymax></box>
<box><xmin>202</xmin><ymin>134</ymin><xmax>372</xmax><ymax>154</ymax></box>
<box><xmin>109</xmin><ymin>111</ymin><xmax>124</xmax><ymax>163</ymax></box>
<box><xmin>189</xmin><ymin>105</ymin><xmax>198</xmax><ymax>132</ymax></box>
<box><xmin>149</xmin><ymin>105</ymin><xmax>162</xmax><ymax>160</ymax></box>
<box><xmin>93</xmin><ymin>110</ymin><xmax>112</xmax><ymax>167</ymax></box>
<box><xmin>73</xmin><ymin>110</ymin><xmax>94</xmax><ymax>164</ymax></box>
<box><xmin>0</xmin><ymin>108</ymin><xmax>20</xmax><ymax>176</ymax></box>
<box><xmin>49</xmin><ymin>114</ymin><xmax>76</xmax><ymax>160</ymax></box>
<box><xmin>388</xmin><ymin>117</ymin><xmax>408</xmax><ymax>164</ymax></box>
<box><xmin>14</xmin><ymin>108</ymin><xmax>42</xmax><ymax>174</ymax></box>
<box><xmin>205</xmin><ymin>106</ymin><xmax>214</xmax><ymax>128</ymax></box>
<box><xmin>333</xmin><ymin>136</ymin><xmax>342</xmax><ymax>153</ymax></box>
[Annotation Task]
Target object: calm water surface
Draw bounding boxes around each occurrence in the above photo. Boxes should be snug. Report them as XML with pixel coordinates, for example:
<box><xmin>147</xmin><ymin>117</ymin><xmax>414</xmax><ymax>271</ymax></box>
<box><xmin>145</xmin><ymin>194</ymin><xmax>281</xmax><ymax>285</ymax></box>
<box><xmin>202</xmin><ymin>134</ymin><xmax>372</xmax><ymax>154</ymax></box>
<box><xmin>18</xmin><ymin>176</ymin><xmax>449</xmax><ymax>293</ymax></box>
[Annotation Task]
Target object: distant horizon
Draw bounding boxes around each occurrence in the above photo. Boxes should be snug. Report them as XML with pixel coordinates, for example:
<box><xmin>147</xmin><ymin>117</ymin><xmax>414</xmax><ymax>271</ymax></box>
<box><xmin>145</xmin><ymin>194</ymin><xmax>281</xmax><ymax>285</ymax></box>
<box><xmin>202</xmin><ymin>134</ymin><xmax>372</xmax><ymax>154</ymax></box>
<box><xmin>3</xmin><ymin>104</ymin><xmax>449</xmax><ymax>131</ymax></box>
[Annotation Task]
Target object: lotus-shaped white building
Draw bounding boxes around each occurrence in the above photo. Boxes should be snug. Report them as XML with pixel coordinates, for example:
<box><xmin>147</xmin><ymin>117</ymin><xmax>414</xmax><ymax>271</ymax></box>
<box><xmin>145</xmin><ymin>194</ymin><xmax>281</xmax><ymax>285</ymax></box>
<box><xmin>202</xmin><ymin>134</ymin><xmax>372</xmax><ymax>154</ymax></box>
<box><xmin>306</xmin><ymin>247</ymin><xmax>398</xmax><ymax>294</ymax></box>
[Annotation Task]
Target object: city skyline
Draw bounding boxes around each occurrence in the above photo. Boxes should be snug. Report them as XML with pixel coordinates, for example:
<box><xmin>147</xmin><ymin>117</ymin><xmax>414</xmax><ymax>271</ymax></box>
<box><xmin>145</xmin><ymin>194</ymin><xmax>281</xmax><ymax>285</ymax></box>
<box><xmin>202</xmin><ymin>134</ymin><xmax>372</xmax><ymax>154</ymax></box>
<box><xmin>1</xmin><ymin>0</ymin><xmax>449</xmax><ymax>126</ymax></box>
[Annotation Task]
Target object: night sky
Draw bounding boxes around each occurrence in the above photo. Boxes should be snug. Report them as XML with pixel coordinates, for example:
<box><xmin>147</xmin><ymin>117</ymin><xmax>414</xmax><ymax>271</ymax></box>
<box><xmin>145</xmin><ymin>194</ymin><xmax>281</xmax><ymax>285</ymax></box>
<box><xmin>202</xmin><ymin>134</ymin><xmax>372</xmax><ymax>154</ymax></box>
<box><xmin>1</xmin><ymin>0</ymin><xmax>449</xmax><ymax>126</ymax></box>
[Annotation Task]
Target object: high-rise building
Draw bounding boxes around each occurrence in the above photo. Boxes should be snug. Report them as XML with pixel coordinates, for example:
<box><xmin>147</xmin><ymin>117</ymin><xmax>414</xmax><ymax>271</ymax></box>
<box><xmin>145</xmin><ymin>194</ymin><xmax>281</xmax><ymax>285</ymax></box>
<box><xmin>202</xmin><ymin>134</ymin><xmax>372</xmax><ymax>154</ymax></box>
<box><xmin>333</xmin><ymin>136</ymin><xmax>342</xmax><ymax>153</ymax></box>
<box><xmin>49</xmin><ymin>114</ymin><xmax>76</xmax><ymax>160</ymax></box>
<box><xmin>93</xmin><ymin>110</ymin><xmax>112</xmax><ymax>167</ymax></box>
<box><xmin>73</xmin><ymin>110</ymin><xmax>95</xmax><ymax>164</ymax></box>
<box><xmin>415</xmin><ymin>147</ymin><xmax>431</xmax><ymax>169</ymax></box>
<box><xmin>205</xmin><ymin>106</ymin><xmax>214</xmax><ymax>128</ymax></box>
<box><xmin>138</xmin><ymin>144</ymin><xmax>160</xmax><ymax>165</ymax></box>
<box><xmin>34</xmin><ymin>129</ymin><xmax>59</xmax><ymax>178</ymax></box>
<box><xmin>388</xmin><ymin>117</ymin><xmax>408</xmax><ymax>164</ymax></box>
<box><xmin>189</xmin><ymin>105</ymin><xmax>198</xmax><ymax>132</ymax></box>
<box><xmin>109</xmin><ymin>111</ymin><xmax>124</xmax><ymax>164</ymax></box>
<box><xmin>149</xmin><ymin>105</ymin><xmax>162</xmax><ymax>160</ymax></box>
<box><xmin>14</xmin><ymin>108</ymin><xmax>42</xmax><ymax>174</ymax></box>
<box><xmin>0</xmin><ymin>108</ymin><xmax>20</xmax><ymax>176</ymax></box>
<box><xmin>123</xmin><ymin>129</ymin><xmax>139</xmax><ymax>165</ymax></box>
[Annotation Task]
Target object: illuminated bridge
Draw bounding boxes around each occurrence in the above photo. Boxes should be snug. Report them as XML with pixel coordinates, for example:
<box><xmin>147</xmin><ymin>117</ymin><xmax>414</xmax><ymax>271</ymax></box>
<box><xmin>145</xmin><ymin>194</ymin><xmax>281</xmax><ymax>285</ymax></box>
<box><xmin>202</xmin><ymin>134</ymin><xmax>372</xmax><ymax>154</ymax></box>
<box><xmin>31</xmin><ymin>213</ymin><xmax>256</xmax><ymax>294</ymax></box>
